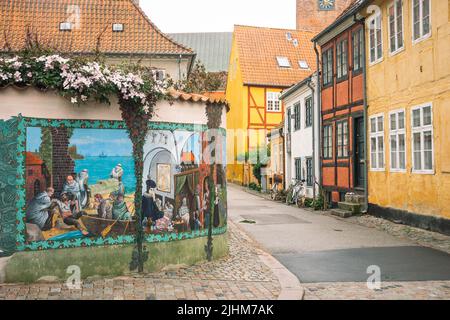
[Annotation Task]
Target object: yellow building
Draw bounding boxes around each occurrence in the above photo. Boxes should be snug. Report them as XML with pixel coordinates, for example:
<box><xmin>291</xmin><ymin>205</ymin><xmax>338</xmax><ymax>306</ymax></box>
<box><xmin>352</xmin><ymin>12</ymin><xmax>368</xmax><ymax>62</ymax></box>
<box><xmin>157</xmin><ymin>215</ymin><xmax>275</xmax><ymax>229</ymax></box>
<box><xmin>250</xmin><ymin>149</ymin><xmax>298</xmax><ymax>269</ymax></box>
<box><xmin>357</xmin><ymin>0</ymin><xmax>450</xmax><ymax>233</ymax></box>
<box><xmin>226</xmin><ymin>25</ymin><xmax>315</xmax><ymax>185</ymax></box>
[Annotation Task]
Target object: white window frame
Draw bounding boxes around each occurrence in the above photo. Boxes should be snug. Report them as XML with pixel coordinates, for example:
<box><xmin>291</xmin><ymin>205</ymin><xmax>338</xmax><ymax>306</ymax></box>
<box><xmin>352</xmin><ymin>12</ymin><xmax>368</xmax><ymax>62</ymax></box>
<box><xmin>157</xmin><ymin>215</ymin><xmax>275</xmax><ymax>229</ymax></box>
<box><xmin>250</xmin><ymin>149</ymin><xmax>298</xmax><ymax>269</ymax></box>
<box><xmin>388</xmin><ymin>0</ymin><xmax>404</xmax><ymax>56</ymax></box>
<box><xmin>368</xmin><ymin>12</ymin><xmax>383</xmax><ymax>65</ymax></box>
<box><xmin>266</xmin><ymin>91</ymin><xmax>281</xmax><ymax>112</ymax></box>
<box><xmin>412</xmin><ymin>0</ymin><xmax>432</xmax><ymax>44</ymax></box>
<box><xmin>276</xmin><ymin>56</ymin><xmax>291</xmax><ymax>68</ymax></box>
<box><xmin>389</xmin><ymin>109</ymin><xmax>406</xmax><ymax>172</ymax></box>
<box><xmin>369</xmin><ymin>113</ymin><xmax>385</xmax><ymax>171</ymax></box>
<box><xmin>411</xmin><ymin>103</ymin><xmax>434</xmax><ymax>174</ymax></box>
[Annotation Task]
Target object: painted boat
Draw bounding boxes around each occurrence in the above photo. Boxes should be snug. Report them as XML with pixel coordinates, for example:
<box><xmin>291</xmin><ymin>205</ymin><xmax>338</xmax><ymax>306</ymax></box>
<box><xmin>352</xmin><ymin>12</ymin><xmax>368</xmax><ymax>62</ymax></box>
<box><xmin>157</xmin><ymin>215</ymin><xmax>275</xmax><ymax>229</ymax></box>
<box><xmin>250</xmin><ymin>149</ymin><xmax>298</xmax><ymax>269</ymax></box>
<box><xmin>80</xmin><ymin>215</ymin><xmax>136</xmax><ymax>237</ymax></box>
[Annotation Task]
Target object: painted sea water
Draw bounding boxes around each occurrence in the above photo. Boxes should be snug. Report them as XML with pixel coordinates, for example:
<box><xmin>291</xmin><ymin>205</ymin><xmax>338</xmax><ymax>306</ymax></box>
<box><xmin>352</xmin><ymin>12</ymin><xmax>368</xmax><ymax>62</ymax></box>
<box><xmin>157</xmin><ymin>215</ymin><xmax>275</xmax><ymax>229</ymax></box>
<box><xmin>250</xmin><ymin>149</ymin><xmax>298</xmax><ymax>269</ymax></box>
<box><xmin>74</xmin><ymin>156</ymin><xmax>136</xmax><ymax>194</ymax></box>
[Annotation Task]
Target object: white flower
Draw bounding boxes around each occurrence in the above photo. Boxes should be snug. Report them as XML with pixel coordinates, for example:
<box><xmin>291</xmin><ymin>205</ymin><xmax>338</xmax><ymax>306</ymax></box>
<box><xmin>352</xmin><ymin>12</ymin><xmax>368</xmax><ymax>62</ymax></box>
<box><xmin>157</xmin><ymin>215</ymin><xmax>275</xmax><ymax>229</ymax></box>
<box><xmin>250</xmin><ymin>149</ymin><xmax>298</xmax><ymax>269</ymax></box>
<box><xmin>13</xmin><ymin>71</ymin><xmax>22</xmax><ymax>82</ymax></box>
<box><xmin>81</xmin><ymin>95</ymin><xmax>88</xmax><ymax>101</ymax></box>
<box><xmin>27</xmin><ymin>72</ymin><xmax>33</xmax><ymax>78</ymax></box>
<box><xmin>71</xmin><ymin>97</ymin><xmax>78</xmax><ymax>104</ymax></box>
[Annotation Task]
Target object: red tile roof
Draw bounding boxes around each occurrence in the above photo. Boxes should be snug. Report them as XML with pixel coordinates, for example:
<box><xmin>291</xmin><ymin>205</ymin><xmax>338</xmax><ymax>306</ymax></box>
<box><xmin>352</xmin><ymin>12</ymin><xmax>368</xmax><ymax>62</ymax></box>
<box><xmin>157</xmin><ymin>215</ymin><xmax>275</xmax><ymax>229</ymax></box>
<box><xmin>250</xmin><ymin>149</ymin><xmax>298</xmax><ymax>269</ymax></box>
<box><xmin>169</xmin><ymin>88</ymin><xmax>228</xmax><ymax>109</ymax></box>
<box><xmin>26</xmin><ymin>152</ymin><xmax>44</xmax><ymax>166</ymax></box>
<box><xmin>0</xmin><ymin>0</ymin><xmax>193</xmax><ymax>56</ymax></box>
<box><xmin>233</xmin><ymin>25</ymin><xmax>316</xmax><ymax>88</ymax></box>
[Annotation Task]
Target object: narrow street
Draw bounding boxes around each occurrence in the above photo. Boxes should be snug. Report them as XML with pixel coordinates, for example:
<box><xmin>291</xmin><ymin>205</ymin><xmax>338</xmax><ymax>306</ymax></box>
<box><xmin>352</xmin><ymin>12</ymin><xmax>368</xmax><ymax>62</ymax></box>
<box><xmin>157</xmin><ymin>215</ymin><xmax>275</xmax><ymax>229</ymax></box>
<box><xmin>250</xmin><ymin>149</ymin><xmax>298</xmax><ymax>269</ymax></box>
<box><xmin>227</xmin><ymin>184</ymin><xmax>450</xmax><ymax>299</ymax></box>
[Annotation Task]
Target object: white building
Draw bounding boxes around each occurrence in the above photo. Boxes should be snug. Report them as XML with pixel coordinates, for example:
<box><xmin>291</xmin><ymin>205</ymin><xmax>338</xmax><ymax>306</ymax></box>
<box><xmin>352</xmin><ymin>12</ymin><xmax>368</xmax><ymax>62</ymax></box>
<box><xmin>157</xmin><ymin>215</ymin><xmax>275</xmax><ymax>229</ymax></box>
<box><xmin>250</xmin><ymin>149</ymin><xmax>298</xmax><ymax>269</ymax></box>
<box><xmin>281</xmin><ymin>73</ymin><xmax>320</xmax><ymax>198</ymax></box>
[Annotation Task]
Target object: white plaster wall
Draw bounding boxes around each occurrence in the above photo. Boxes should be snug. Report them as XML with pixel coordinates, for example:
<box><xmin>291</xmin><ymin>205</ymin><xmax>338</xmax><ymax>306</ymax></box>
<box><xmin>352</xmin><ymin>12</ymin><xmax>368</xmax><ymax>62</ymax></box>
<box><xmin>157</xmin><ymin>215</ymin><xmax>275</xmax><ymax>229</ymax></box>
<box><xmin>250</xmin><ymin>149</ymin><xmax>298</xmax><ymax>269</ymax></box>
<box><xmin>282</xmin><ymin>75</ymin><xmax>320</xmax><ymax>198</ymax></box>
<box><xmin>0</xmin><ymin>87</ymin><xmax>227</xmax><ymax>129</ymax></box>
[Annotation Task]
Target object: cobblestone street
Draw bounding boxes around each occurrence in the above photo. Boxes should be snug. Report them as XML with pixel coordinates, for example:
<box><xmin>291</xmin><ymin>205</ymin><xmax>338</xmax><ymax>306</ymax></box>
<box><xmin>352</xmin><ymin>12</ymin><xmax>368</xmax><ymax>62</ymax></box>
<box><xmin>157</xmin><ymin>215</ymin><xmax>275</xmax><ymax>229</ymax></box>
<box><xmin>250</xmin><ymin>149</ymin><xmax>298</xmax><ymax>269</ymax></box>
<box><xmin>0</xmin><ymin>222</ymin><xmax>282</xmax><ymax>300</ymax></box>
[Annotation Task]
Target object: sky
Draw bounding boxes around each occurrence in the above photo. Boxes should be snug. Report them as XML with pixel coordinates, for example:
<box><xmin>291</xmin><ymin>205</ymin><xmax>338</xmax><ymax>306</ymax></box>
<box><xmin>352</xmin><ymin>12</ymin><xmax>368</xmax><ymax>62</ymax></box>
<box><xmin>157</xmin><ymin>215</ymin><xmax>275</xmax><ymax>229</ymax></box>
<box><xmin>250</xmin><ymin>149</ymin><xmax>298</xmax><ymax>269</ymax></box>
<box><xmin>27</xmin><ymin>128</ymin><xmax>133</xmax><ymax>157</ymax></box>
<box><xmin>141</xmin><ymin>0</ymin><xmax>297</xmax><ymax>33</ymax></box>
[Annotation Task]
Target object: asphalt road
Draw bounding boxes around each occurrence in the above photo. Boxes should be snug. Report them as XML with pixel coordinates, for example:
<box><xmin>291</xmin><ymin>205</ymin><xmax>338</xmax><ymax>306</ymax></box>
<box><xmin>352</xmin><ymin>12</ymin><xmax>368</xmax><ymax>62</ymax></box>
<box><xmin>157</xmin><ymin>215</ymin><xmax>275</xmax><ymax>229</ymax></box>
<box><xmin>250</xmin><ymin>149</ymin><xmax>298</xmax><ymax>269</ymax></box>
<box><xmin>227</xmin><ymin>184</ymin><xmax>450</xmax><ymax>283</ymax></box>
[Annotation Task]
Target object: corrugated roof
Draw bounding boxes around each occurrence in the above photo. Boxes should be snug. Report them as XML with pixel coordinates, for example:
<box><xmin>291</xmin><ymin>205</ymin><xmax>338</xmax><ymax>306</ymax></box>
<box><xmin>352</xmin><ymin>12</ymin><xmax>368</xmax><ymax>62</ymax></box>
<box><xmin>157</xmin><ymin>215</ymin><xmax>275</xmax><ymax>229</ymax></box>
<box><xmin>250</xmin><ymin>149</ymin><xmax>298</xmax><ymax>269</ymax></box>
<box><xmin>233</xmin><ymin>25</ymin><xmax>316</xmax><ymax>88</ymax></box>
<box><xmin>0</xmin><ymin>0</ymin><xmax>193</xmax><ymax>56</ymax></box>
<box><xmin>168</xmin><ymin>32</ymin><xmax>232</xmax><ymax>72</ymax></box>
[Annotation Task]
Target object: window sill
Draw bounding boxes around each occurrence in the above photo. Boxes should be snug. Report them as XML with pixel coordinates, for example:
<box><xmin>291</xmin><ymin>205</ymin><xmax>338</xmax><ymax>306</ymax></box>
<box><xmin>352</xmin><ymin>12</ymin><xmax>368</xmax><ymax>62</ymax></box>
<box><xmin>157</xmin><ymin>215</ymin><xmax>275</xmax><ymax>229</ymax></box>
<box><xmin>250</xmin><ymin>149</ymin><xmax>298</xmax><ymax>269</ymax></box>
<box><xmin>412</xmin><ymin>169</ymin><xmax>435</xmax><ymax>175</ymax></box>
<box><xmin>389</xmin><ymin>46</ymin><xmax>405</xmax><ymax>57</ymax></box>
<box><xmin>336</xmin><ymin>75</ymin><xmax>349</xmax><ymax>84</ymax></box>
<box><xmin>369</xmin><ymin>57</ymin><xmax>384</xmax><ymax>67</ymax></box>
<box><xmin>370</xmin><ymin>168</ymin><xmax>385</xmax><ymax>172</ymax></box>
<box><xmin>389</xmin><ymin>169</ymin><xmax>406</xmax><ymax>173</ymax></box>
<box><xmin>412</xmin><ymin>33</ymin><xmax>432</xmax><ymax>46</ymax></box>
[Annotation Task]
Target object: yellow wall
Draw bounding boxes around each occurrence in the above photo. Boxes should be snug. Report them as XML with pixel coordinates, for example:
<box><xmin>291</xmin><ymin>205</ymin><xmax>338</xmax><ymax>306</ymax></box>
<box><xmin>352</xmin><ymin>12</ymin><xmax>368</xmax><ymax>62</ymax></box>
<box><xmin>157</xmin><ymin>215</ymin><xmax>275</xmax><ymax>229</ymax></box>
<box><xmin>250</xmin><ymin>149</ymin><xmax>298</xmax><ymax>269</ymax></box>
<box><xmin>225</xmin><ymin>36</ymin><xmax>285</xmax><ymax>185</ymax></box>
<box><xmin>363</xmin><ymin>0</ymin><xmax>450</xmax><ymax>219</ymax></box>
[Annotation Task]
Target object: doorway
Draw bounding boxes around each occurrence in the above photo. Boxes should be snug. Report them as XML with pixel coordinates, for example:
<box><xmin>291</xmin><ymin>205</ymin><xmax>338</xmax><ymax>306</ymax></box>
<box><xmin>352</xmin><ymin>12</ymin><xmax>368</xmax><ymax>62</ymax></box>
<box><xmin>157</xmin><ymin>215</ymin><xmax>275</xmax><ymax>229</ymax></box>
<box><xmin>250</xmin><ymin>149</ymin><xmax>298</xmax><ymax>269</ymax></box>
<box><xmin>354</xmin><ymin>117</ymin><xmax>365</xmax><ymax>189</ymax></box>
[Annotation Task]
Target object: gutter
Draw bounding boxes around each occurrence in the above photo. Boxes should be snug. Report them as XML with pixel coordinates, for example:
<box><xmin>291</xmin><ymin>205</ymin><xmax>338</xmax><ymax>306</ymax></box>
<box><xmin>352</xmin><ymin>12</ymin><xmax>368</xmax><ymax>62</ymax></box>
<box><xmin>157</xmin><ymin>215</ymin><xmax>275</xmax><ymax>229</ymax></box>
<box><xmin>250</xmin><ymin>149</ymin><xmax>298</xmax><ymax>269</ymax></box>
<box><xmin>306</xmin><ymin>77</ymin><xmax>316</xmax><ymax>199</ymax></box>
<box><xmin>313</xmin><ymin>41</ymin><xmax>323</xmax><ymax>197</ymax></box>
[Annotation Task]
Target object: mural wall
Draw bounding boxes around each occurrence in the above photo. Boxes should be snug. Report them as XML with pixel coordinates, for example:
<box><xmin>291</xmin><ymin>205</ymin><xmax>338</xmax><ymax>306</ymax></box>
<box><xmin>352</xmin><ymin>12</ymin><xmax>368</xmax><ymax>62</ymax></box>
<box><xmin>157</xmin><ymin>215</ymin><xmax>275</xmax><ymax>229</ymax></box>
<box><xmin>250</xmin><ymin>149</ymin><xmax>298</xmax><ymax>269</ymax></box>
<box><xmin>3</xmin><ymin>117</ymin><xmax>227</xmax><ymax>252</ymax></box>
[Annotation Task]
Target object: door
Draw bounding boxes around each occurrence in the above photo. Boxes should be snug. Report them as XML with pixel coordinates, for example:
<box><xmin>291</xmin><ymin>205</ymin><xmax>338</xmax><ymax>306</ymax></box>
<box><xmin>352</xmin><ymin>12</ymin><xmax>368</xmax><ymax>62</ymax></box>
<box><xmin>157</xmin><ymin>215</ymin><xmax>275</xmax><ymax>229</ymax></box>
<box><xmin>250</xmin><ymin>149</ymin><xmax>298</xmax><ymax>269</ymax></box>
<box><xmin>354</xmin><ymin>117</ymin><xmax>365</xmax><ymax>188</ymax></box>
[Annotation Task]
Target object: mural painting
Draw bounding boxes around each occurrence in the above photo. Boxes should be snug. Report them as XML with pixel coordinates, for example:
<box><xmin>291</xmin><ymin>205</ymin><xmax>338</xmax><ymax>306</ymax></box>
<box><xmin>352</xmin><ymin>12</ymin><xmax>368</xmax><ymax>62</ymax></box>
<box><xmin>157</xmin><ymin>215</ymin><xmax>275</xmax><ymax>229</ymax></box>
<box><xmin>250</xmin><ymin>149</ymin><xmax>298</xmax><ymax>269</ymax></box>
<box><xmin>21</xmin><ymin>120</ymin><xmax>227</xmax><ymax>248</ymax></box>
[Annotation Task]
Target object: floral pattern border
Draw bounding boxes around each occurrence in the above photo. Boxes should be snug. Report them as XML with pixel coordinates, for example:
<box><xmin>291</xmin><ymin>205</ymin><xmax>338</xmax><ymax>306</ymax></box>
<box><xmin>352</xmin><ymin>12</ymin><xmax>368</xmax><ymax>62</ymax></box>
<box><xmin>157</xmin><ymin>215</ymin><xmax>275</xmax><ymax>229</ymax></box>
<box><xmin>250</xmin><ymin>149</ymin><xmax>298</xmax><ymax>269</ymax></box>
<box><xmin>14</xmin><ymin>116</ymin><xmax>227</xmax><ymax>252</ymax></box>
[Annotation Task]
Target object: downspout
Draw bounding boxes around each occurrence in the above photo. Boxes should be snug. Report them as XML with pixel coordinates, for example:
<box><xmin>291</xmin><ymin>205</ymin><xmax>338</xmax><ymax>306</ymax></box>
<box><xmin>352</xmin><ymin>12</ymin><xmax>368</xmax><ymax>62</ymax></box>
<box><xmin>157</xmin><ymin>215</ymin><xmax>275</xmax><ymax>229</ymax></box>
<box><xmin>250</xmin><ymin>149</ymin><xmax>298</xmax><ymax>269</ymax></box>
<box><xmin>306</xmin><ymin>77</ymin><xmax>316</xmax><ymax>199</ymax></box>
<box><xmin>178</xmin><ymin>54</ymin><xmax>182</xmax><ymax>81</ymax></box>
<box><xmin>355</xmin><ymin>13</ymin><xmax>369</xmax><ymax>213</ymax></box>
<box><xmin>313</xmin><ymin>41</ymin><xmax>323</xmax><ymax>198</ymax></box>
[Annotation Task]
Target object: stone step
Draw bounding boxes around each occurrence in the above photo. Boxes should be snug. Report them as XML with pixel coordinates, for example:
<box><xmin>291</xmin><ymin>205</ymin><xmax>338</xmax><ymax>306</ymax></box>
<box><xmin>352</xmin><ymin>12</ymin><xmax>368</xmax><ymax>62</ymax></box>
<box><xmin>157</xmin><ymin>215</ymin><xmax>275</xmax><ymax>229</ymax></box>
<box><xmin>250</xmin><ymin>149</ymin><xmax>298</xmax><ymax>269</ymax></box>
<box><xmin>344</xmin><ymin>193</ymin><xmax>366</xmax><ymax>204</ymax></box>
<box><xmin>330</xmin><ymin>208</ymin><xmax>353</xmax><ymax>218</ymax></box>
<box><xmin>338</xmin><ymin>202</ymin><xmax>361</xmax><ymax>215</ymax></box>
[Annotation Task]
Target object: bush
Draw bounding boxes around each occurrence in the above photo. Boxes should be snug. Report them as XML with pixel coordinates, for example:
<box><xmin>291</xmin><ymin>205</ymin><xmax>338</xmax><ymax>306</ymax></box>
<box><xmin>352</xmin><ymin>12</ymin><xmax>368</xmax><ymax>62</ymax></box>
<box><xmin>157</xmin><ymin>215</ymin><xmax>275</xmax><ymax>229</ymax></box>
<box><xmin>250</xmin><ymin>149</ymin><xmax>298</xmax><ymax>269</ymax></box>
<box><xmin>248</xmin><ymin>182</ymin><xmax>261</xmax><ymax>192</ymax></box>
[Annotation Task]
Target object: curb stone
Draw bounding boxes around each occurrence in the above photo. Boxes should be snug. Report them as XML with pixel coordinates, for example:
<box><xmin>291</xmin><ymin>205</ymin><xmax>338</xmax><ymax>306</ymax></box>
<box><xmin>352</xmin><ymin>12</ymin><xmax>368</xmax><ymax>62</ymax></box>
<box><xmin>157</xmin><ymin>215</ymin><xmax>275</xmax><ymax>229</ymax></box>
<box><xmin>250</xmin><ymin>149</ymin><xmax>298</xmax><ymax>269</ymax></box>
<box><xmin>229</xmin><ymin>220</ymin><xmax>305</xmax><ymax>300</ymax></box>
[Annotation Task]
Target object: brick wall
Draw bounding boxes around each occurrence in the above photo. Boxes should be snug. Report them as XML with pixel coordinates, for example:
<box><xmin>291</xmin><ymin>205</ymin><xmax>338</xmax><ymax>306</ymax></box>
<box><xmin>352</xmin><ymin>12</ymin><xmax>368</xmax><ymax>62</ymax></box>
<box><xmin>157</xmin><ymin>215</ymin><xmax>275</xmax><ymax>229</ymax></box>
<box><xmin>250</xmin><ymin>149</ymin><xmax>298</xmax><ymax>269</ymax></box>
<box><xmin>50</xmin><ymin>128</ymin><xmax>75</xmax><ymax>196</ymax></box>
<box><xmin>296</xmin><ymin>0</ymin><xmax>353</xmax><ymax>33</ymax></box>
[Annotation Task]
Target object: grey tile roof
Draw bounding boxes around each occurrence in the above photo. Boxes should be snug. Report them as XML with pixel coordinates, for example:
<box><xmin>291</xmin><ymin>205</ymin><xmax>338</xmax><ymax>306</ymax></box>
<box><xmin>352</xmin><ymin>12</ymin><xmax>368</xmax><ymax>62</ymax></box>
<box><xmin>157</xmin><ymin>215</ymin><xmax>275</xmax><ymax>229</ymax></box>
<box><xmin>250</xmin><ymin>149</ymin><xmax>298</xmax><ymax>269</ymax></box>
<box><xmin>168</xmin><ymin>32</ymin><xmax>232</xmax><ymax>72</ymax></box>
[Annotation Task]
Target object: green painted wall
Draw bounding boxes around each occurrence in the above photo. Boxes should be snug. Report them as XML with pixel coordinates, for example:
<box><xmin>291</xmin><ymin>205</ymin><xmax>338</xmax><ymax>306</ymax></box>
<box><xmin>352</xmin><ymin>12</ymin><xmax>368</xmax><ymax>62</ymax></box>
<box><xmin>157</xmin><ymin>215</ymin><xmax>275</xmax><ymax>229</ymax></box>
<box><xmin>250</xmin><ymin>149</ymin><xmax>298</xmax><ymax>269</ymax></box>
<box><xmin>4</xmin><ymin>233</ymin><xmax>228</xmax><ymax>284</ymax></box>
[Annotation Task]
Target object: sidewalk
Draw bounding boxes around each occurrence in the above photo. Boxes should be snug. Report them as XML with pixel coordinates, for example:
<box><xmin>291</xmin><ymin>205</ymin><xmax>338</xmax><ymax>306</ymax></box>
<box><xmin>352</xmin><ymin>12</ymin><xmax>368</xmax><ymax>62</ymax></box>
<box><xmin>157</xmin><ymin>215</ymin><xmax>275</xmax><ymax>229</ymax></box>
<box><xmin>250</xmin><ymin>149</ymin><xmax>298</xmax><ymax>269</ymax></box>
<box><xmin>0</xmin><ymin>221</ymin><xmax>302</xmax><ymax>300</ymax></box>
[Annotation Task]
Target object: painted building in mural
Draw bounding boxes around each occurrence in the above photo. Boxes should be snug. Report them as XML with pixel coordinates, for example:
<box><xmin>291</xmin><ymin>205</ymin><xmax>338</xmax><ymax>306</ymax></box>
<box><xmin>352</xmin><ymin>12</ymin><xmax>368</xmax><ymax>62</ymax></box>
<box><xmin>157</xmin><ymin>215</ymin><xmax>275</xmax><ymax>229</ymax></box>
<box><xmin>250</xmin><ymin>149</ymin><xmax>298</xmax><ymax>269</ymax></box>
<box><xmin>312</xmin><ymin>3</ymin><xmax>367</xmax><ymax>206</ymax></box>
<box><xmin>281</xmin><ymin>73</ymin><xmax>320</xmax><ymax>198</ymax></box>
<box><xmin>0</xmin><ymin>0</ymin><xmax>195</xmax><ymax>82</ymax></box>
<box><xmin>225</xmin><ymin>25</ymin><xmax>316</xmax><ymax>185</ymax></box>
<box><xmin>353</xmin><ymin>0</ymin><xmax>450</xmax><ymax>234</ymax></box>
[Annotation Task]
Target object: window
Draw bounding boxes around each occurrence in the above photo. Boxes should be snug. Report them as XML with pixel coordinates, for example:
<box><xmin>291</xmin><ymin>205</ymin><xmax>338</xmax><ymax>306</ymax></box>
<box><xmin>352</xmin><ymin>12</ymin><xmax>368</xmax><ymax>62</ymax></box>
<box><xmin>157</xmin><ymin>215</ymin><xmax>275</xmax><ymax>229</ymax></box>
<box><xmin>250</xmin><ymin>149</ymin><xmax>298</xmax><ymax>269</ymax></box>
<box><xmin>352</xmin><ymin>28</ymin><xmax>364</xmax><ymax>73</ymax></box>
<box><xmin>286</xmin><ymin>107</ymin><xmax>292</xmax><ymax>133</ymax></box>
<box><xmin>295</xmin><ymin>158</ymin><xmax>302</xmax><ymax>181</ymax></box>
<box><xmin>59</xmin><ymin>22</ymin><xmax>72</xmax><ymax>31</ymax></box>
<box><xmin>294</xmin><ymin>102</ymin><xmax>301</xmax><ymax>131</ymax></box>
<box><xmin>299</xmin><ymin>60</ymin><xmax>309</xmax><ymax>69</ymax></box>
<box><xmin>305</xmin><ymin>96</ymin><xmax>313</xmax><ymax>127</ymax></box>
<box><xmin>267</xmin><ymin>92</ymin><xmax>281</xmax><ymax>112</ymax></box>
<box><xmin>337</xmin><ymin>120</ymin><xmax>349</xmax><ymax>158</ymax></box>
<box><xmin>388</xmin><ymin>0</ymin><xmax>404</xmax><ymax>54</ymax></box>
<box><xmin>322</xmin><ymin>48</ymin><xmax>333</xmax><ymax>86</ymax></box>
<box><xmin>336</xmin><ymin>38</ymin><xmax>348</xmax><ymax>79</ymax></box>
<box><xmin>306</xmin><ymin>157</ymin><xmax>313</xmax><ymax>187</ymax></box>
<box><xmin>370</xmin><ymin>114</ymin><xmax>385</xmax><ymax>170</ymax></box>
<box><xmin>276</xmin><ymin>56</ymin><xmax>291</xmax><ymax>68</ymax></box>
<box><xmin>389</xmin><ymin>109</ymin><xmax>406</xmax><ymax>171</ymax></box>
<box><xmin>323</xmin><ymin>124</ymin><xmax>333</xmax><ymax>159</ymax></box>
<box><xmin>411</xmin><ymin>104</ymin><xmax>433</xmax><ymax>173</ymax></box>
<box><xmin>153</xmin><ymin>69</ymin><xmax>165</xmax><ymax>81</ymax></box>
<box><xmin>413</xmin><ymin>0</ymin><xmax>431</xmax><ymax>42</ymax></box>
<box><xmin>368</xmin><ymin>13</ymin><xmax>383</xmax><ymax>64</ymax></box>
<box><xmin>112</xmin><ymin>23</ymin><xmax>124</xmax><ymax>32</ymax></box>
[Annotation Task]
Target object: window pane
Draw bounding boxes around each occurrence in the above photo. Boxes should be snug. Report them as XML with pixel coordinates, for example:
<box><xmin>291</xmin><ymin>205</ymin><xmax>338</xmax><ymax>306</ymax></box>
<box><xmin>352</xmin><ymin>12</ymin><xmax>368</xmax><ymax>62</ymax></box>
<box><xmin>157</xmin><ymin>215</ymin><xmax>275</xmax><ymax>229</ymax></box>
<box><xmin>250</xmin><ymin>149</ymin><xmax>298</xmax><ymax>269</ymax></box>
<box><xmin>423</xmin><ymin>106</ymin><xmax>432</xmax><ymax>125</ymax></box>
<box><xmin>398</xmin><ymin>111</ymin><xmax>405</xmax><ymax>129</ymax></box>
<box><xmin>413</xmin><ymin>109</ymin><xmax>421</xmax><ymax>127</ymax></box>
<box><xmin>399</xmin><ymin>133</ymin><xmax>406</xmax><ymax>169</ymax></box>
<box><xmin>413</xmin><ymin>132</ymin><xmax>422</xmax><ymax>170</ymax></box>
<box><xmin>377</xmin><ymin>116</ymin><xmax>383</xmax><ymax>132</ymax></box>
<box><xmin>397</xmin><ymin>1</ymin><xmax>403</xmax><ymax>48</ymax></box>
<box><xmin>390</xmin><ymin>113</ymin><xmax>397</xmax><ymax>130</ymax></box>
<box><xmin>413</xmin><ymin>0</ymin><xmax>420</xmax><ymax>39</ymax></box>
<box><xmin>391</xmin><ymin>135</ymin><xmax>397</xmax><ymax>169</ymax></box>
<box><xmin>424</xmin><ymin>130</ymin><xmax>433</xmax><ymax>170</ymax></box>
<box><xmin>378</xmin><ymin>136</ymin><xmax>384</xmax><ymax>168</ymax></box>
<box><xmin>422</xmin><ymin>0</ymin><xmax>430</xmax><ymax>35</ymax></box>
<box><xmin>370</xmin><ymin>118</ymin><xmax>376</xmax><ymax>132</ymax></box>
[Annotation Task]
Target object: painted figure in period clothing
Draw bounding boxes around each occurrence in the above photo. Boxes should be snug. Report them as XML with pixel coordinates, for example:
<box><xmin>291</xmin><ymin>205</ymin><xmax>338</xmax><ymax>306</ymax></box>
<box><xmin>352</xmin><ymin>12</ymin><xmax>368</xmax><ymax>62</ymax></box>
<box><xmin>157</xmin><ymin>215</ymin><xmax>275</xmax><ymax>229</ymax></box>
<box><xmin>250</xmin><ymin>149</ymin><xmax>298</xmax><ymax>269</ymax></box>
<box><xmin>178</xmin><ymin>197</ymin><xmax>190</xmax><ymax>231</ymax></box>
<box><xmin>142</xmin><ymin>179</ymin><xmax>163</xmax><ymax>224</ymax></box>
<box><xmin>62</xmin><ymin>175</ymin><xmax>81</xmax><ymax>211</ymax></box>
<box><xmin>25</xmin><ymin>187</ymin><xmax>55</xmax><ymax>231</ymax></box>
<box><xmin>202</xmin><ymin>179</ymin><xmax>210</xmax><ymax>228</ymax></box>
<box><xmin>94</xmin><ymin>194</ymin><xmax>113</xmax><ymax>220</ymax></box>
<box><xmin>164</xmin><ymin>202</ymin><xmax>174</xmax><ymax>220</ymax></box>
<box><xmin>111</xmin><ymin>164</ymin><xmax>125</xmax><ymax>195</ymax></box>
<box><xmin>112</xmin><ymin>194</ymin><xmax>132</xmax><ymax>221</ymax></box>
<box><xmin>56</xmin><ymin>193</ymin><xmax>89</xmax><ymax>235</ymax></box>
<box><xmin>213</xmin><ymin>185</ymin><xmax>220</xmax><ymax>228</ymax></box>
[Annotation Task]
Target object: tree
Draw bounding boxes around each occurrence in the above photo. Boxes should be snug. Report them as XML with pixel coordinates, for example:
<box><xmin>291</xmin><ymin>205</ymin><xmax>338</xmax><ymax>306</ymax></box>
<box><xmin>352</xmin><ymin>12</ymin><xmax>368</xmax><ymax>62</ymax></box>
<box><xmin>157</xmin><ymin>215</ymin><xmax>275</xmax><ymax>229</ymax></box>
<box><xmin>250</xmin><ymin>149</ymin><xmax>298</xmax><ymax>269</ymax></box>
<box><xmin>176</xmin><ymin>61</ymin><xmax>226</xmax><ymax>93</ymax></box>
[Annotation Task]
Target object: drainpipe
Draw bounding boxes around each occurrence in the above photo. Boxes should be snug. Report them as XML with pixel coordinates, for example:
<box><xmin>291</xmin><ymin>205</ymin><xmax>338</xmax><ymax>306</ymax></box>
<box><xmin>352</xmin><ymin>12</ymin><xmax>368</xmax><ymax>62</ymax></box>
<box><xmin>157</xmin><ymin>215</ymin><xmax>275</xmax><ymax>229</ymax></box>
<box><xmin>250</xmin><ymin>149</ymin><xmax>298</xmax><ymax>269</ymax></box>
<box><xmin>313</xmin><ymin>41</ymin><xmax>323</xmax><ymax>198</ymax></box>
<box><xmin>306</xmin><ymin>77</ymin><xmax>316</xmax><ymax>199</ymax></box>
<box><xmin>178</xmin><ymin>54</ymin><xmax>182</xmax><ymax>81</ymax></box>
<box><xmin>355</xmin><ymin>14</ymin><xmax>369</xmax><ymax>213</ymax></box>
